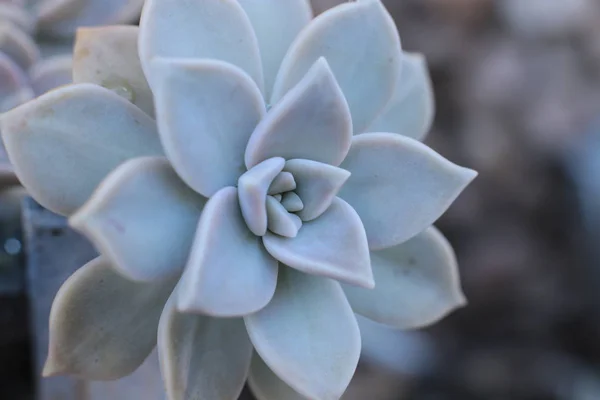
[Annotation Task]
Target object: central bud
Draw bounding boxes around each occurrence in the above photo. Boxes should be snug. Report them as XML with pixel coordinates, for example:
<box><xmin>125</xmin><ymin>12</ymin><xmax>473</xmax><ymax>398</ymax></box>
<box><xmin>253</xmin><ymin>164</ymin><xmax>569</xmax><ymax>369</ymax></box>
<box><xmin>237</xmin><ymin>157</ymin><xmax>304</xmax><ymax>238</ymax></box>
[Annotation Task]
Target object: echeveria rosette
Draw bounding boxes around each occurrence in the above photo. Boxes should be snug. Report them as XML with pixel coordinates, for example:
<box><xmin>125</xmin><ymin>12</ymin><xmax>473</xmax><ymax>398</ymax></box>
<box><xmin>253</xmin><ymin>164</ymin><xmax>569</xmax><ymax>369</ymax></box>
<box><xmin>0</xmin><ymin>1</ymin><xmax>476</xmax><ymax>399</ymax></box>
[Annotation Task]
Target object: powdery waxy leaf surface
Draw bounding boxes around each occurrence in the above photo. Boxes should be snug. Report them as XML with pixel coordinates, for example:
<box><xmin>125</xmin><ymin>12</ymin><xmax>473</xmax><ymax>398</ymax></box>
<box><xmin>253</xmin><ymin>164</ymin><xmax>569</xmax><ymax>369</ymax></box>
<box><xmin>245</xmin><ymin>58</ymin><xmax>352</xmax><ymax>169</ymax></box>
<box><xmin>70</xmin><ymin>157</ymin><xmax>206</xmax><ymax>283</ymax></box>
<box><xmin>248</xmin><ymin>354</ymin><xmax>307</xmax><ymax>400</ymax></box>
<box><xmin>73</xmin><ymin>26</ymin><xmax>155</xmax><ymax>116</ymax></box>
<box><xmin>151</xmin><ymin>58</ymin><xmax>265</xmax><ymax>198</ymax></box>
<box><xmin>0</xmin><ymin>83</ymin><xmax>163</xmax><ymax>216</ymax></box>
<box><xmin>139</xmin><ymin>0</ymin><xmax>263</xmax><ymax>90</ymax></box>
<box><xmin>245</xmin><ymin>267</ymin><xmax>361</xmax><ymax>400</ymax></box>
<box><xmin>178</xmin><ymin>187</ymin><xmax>278</xmax><ymax>317</ymax></box>
<box><xmin>237</xmin><ymin>0</ymin><xmax>312</xmax><ymax>99</ymax></box>
<box><xmin>339</xmin><ymin>133</ymin><xmax>477</xmax><ymax>250</ymax></box>
<box><xmin>271</xmin><ymin>0</ymin><xmax>402</xmax><ymax>133</ymax></box>
<box><xmin>44</xmin><ymin>257</ymin><xmax>176</xmax><ymax>380</ymax></box>
<box><xmin>159</xmin><ymin>290</ymin><xmax>253</xmax><ymax>400</ymax></box>
<box><xmin>368</xmin><ymin>52</ymin><xmax>435</xmax><ymax>141</ymax></box>
<box><xmin>263</xmin><ymin>197</ymin><xmax>373</xmax><ymax>288</ymax></box>
<box><xmin>343</xmin><ymin>227</ymin><xmax>467</xmax><ymax>330</ymax></box>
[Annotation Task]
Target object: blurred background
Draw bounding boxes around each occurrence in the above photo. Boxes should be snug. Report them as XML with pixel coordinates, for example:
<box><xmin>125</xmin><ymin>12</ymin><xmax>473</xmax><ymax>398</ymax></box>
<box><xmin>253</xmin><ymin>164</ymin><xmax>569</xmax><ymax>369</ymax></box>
<box><xmin>4</xmin><ymin>0</ymin><xmax>600</xmax><ymax>399</ymax></box>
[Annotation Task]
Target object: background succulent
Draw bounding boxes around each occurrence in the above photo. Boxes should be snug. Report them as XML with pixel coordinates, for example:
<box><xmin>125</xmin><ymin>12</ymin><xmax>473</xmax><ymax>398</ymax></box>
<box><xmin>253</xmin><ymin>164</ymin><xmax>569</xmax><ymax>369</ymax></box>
<box><xmin>0</xmin><ymin>1</ymin><xmax>476</xmax><ymax>399</ymax></box>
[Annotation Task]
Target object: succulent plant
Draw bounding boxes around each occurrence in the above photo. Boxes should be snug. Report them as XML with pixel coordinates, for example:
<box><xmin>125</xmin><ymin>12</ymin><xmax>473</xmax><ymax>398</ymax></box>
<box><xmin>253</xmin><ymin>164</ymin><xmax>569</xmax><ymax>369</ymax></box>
<box><xmin>0</xmin><ymin>0</ymin><xmax>477</xmax><ymax>399</ymax></box>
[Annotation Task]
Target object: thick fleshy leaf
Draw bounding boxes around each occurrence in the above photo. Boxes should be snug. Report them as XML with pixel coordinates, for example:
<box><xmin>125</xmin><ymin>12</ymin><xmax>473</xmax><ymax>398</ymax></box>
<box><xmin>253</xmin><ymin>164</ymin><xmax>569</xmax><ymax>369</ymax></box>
<box><xmin>152</xmin><ymin>58</ymin><xmax>265</xmax><ymax>198</ymax></box>
<box><xmin>43</xmin><ymin>257</ymin><xmax>176</xmax><ymax>380</ymax></box>
<box><xmin>73</xmin><ymin>26</ymin><xmax>154</xmax><ymax>116</ymax></box>
<box><xmin>70</xmin><ymin>157</ymin><xmax>206</xmax><ymax>282</ymax></box>
<box><xmin>248</xmin><ymin>354</ymin><xmax>306</xmax><ymax>400</ymax></box>
<box><xmin>268</xmin><ymin>171</ymin><xmax>296</xmax><ymax>195</ymax></box>
<box><xmin>0</xmin><ymin>83</ymin><xmax>163</xmax><ymax>216</ymax></box>
<box><xmin>368</xmin><ymin>52</ymin><xmax>435</xmax><ymax>141</ymax></box>
<box><xmin>28</xmin><ymin>55</ymin><xmax>72</xmax><ymax>96</ymax></box>
<box><xmin>245</xmin><ymin>267</ymin><xmax>361</xmax><ymax>400</ymax></box>
<box><xmin>238</xmin><ymin>157</ymin><xmax>285</xmax><ymax>236</ymax></box>
<box><xmin>139</xmin><ymin>0</ymin><xmax>263</xmax><ymax>91</ymax></box>
<box><xmin>343</xmin><ymin>227</ymin><xmax>466</xmax><ymax>329</ymax></box>
<box><xmin>178</xmin><ymin>187</ymin><xmax>278</xmax><ymax>317</ymax></box>
<box><xmin>246</xmin><ymin>58</ymin><xmax>352</xmax><ymax>169</ymax></box>
<box><xmin>263</xmin><ymin>197</ymin><xmax>373</xmax><ymax>288</ymax></box>
<box><xmin>158</xmin><ymin>289</ymin><xmax>253</xmax><ymax>400</ymax></box>
<box><xmin>339</xmin><ymin>133</ymin><xmax>477</xmax><ymax>250</ymax></box>
<box><xmin>284</xmin><ymin>159</ymin><xmax>350</xmax><ymax>221</ymax></box>
<box><xmin>37</xmin><ymin>0</ymin><xmax>144</xmax><ymax>37</ymax></box>
<box><xmin>237</xmin><ymin>0</ymin><xmax>312</xmax><ymax>99</ymax></box>
<box><xmin>0</xmin><ymin>21</ymin><xmax>39</xmax><ymax>69</ymax></box>
<box><xmin>281</xmin><ymin>192</ymin><xmax>304</xmax><ymax>213</ymax></box>
<box><xmin>266</xmin><ymin>196</ymin><xmax>302</xmax><ymax>238</ymax></box>
<box><xmin>271</xmin><ymin>0</ymin><xmax>402</xmax><ymax>133</ymax></box>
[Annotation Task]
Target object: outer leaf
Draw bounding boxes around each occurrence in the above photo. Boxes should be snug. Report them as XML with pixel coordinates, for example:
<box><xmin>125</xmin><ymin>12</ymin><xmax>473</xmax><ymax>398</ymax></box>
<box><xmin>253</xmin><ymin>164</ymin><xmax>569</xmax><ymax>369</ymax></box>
<box><xmin>0</xmin><ymin>83</ymin><xmax>163</xmax><ymax>216</ymax></box>
<box><xmin>238</xmin><ymin>157</ymin><xmax>285</xmax><ymax>236</ymax></box>
<box><xmin>271</xmin><ymin>0</ymin><xmax>402</xmax><ymax>133</ymax></box>
<box><xmin>245</xmin><ymin>267</ymin><xmax>361</xmax><ymax>400</ymax></box>
<box><xmin>344</xmin><ymin>227</ymin><xmax>466</xmax><ymax>329</ymax></box>
<box><xmin>70</xmin><ymin>157</ymin><xmax>206</xmax><ymax>283</ymax></box>
<box><xmin>0</xmin><ymin>4</ymin><xmax>35</xmax><ymax>33</ymax></box>
<box><xmin>178</xmin><ymin>187</ymin><xmax>278</xmax><ymax>317</ymax></box>
<box><xmin>263</xmin><ymin>197</ymin><xmax>373</xmax><ymax>288</ymax></box>
<box><xmin>245</xmin><ymin>58</ymin><xmax>352</xmax><ymax>169</ymax></box>
<box><xmin>283</xmin><ymin>159</ymin><xmax>350</xmax><ymax>222</ymax></box>
<box><xmin>152</xmin><ymin>58</ymin><xmax>265</xmax><ymax>198</ymax></box>
<box><xmin>339</xmin><ymin>133</ymin><xmax>477</xmax><ymax>250</ymax></box>
<box><xmin>237</xmin><ymin>0</ymin><xmax>312</xmax><ymax>99</ymax></box>
<box><xmin>43</xmin><ymin>257</ymin><xmax>176</xmax><ymax>380</ymax></box>
<box><xmin>368</xmin><ymin>52</ymin><xmax>435</xmax><ymax>141</ymax></box>
<box><xmin>139</xmin><ymin>0</ymin><xmax>263</xmax><ymax>91</ymax></box>
<box><xmin>248</xmin><ymin>354</ymin><xmax>307</xmax><ymax>400</ymax></box>
<box><xmin>159</xmin><ymin>289</ymin><xmax>253</xmax><ymax>400</ymax></box>
<box><xmin>73</xmin><ymin>26</ymin><xmax>154</xmax><ymax>116</ymax></box>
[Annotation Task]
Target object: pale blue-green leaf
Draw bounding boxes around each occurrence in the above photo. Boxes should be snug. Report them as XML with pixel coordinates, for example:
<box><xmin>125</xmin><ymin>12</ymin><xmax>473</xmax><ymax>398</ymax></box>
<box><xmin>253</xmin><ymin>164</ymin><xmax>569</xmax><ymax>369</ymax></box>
<box><xmin>245</xmin><ymin>58</ymin><xmax>352</xmax><ymax>168</ymax></box>
<box><xmin>73</xmin><ymin>26</ymin><xmax>154</xmax><ymax>116</ymax></box>
<box><xmin>70</xmin><ymin>157</ymin><xmax>206</xmax><ymax>283</ymax></box>
<box><xmin>178</xmin><ymin>187</ymin><xmax>278</xmax><ymax>317</ymax></box>
<box><xmin>271</xmin><ymin>0</ymin><xmax>402</xmax><ymax>133</ymax></box>
<box><xmin>368</xmin><ymin>52</ymin><xmax>435</xmax><ymax>141</ymax></box>
<box><xmin>152</xmin><ymin>58</ymin><xmax>265</xmax><ymax>198</ymax></box>
<box><xmin>268</xmin><ymin>171</ymin><xmax>296</xmax><ymax>195</ymax></box>
<box><xmin>266</xmin><ymin>196</ymin><xmax>302</xmax><ymax>238</ymax></box>
<box><xmin>0</xmin><ymin>4</ymin><xmax>35</xmax><ymax>33</ymax></box>
<box><xmin>281</xmin><ymin>192</ymin><xmax>304</xmax><ymax>213</ymax></box>
<box><xmin>245</xmin><ymin>267</ymin><xmax>361</xmax><ymax>400</ymax></box>
<box><xmin>343</xmin><ymin>227</ymin><xmax>466</xmax><ymax>329</ymax></box>
<box><xmin>339</xmin><ymin>133</ymin><xmax>477</xmax><ymax>250</ymax></box>
<box><xmin>248</xmin><ymin>354</ymin><xmax>307</xmax><ymax>400</ymax></box>
<box><xmin>159</xmin><ymin>289</ymin><xmax>252</xmax><ymax>400</ymax></box>
<box><xmin>139</xmin><ymin>0</ymin><xmax>263</xmax><ymax>91</ymax></box>
<box><xmin>0</xmin><ymin>83</ymin><xmax>163</xmax><ymax>216</ymax></box>
<box><xmin>284</xmin><ymin>159</ymin><xmax>350</xmax><ymax>221</ymax></box>
<box><xmin>238</xmin><ymin>157</ymin><xmax>285</xmax><ymax>236</ymax></box>
<box><xmin>263</xmin><ymin>197</ymin><xmax>373</xmax><ymax>288</ymax></box>
<box><xmin>0</xmin><ymin>22</ymin><xmax>39</xmax><ymax>69</ymax></box>
<box><xmin>237</xmin><ymin>0</ymin><xmax>312</xmax><ymax>99</ymax></box>
<box><xmin>43</xmin><ymin>257</ymin><xmax>176</xmax><ymax>380</ymax></box>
